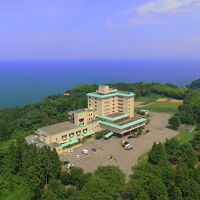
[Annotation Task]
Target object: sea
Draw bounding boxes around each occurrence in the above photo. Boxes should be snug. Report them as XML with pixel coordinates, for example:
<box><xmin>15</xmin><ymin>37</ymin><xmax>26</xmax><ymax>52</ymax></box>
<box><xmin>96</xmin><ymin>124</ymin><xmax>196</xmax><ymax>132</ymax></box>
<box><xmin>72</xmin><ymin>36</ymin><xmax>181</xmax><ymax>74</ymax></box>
<box><xmin>0</xmin><ymin>59</ymin><xmax>200</xmax><ymax>109</ymax></box>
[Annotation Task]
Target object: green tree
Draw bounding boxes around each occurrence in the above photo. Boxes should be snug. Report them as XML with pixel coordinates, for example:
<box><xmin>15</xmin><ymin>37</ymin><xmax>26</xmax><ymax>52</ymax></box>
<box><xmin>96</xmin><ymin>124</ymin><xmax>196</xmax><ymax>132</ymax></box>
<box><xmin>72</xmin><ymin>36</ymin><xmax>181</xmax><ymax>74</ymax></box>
<box><xmin>125</xmin><ymin>181</ymin><xmax>150</xmax><ymax>200</ymax></box>
<box><xmin>191</xmin><ymin>132</ymin><xmax>200</xmax><ymax>152</ymax></box>
<box><xmin>187</xmin><ymin>78</ymin><xmax>200</xmax><ymax>89</ymax></box>
<box><xmin>169</xmin><ymin>187</ymin><xmax>183</xmax><ymax>200</ymax></box>
<box><xmin>165</xmin><ymin>138</ymin><xmax>179</xmax><ymax>164</ymax></box>
<box><xmin>41</xmin><ymin>179</ymin><xmax>67</xmax><ymax>200</ymax></box>
<box><xmin>168</xmin><ymin>115</ymin><xmax>181</xmax><ymax>129</ymax></box>
<box><xmin>190</xmin><ymin>168</ymin><xmax>200</xmax><ymax>184</ymax></box>
<box><xmin>175</xmin><ymin>167</ymin><xmax>189</xmax><ymax>186</ymax></box>
<box><xmin>94</xmin><ymin>166</ymin><xmax>125</xmax><ymax>187</ymax></box>
<box><xmin>176</xmin><ymin>143</ymin><xmax>198</xmax><ymax>167</ymax></box>
<box><xmin>180</xmin><ymin>179</ymin><xmax>200</xmax><ymax>200</ymax></box>
<box><xmin>147</xmin><ymin>178</ymin><xmax>169</xmax><ymax>200</ymax></box>
<box><xmin>148</xmin><ymin>142</ymin><xmax>167</xmax><ymax>166</ymax></box>
<box><xmin>77</xmin><ymin>176</ymin><xmax>114</xmax><ymax>200</ymax></box>
<box><xmin>61</xmin><ymin>167</ymin><xmax>91</xmax><ymax>189</ymax></box>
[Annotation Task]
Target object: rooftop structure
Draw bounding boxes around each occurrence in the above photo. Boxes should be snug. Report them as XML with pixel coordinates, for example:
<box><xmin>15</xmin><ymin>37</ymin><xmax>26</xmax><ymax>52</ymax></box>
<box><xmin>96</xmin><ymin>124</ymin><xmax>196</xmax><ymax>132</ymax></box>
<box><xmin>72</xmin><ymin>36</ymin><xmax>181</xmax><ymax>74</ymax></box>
<box><xmin>100</xmin><ymin>117</ymin><xmax>146</xmax><ymax>135</ymax></box>
<box><xmin>37</xmin><ymin>121</ymin><xmax>77</xmax><ymax>136</ymax></box>
<box><xmin>97</xmin><ymin>112</ymin><xmax>129</xmax><ymax>122</ymax></box>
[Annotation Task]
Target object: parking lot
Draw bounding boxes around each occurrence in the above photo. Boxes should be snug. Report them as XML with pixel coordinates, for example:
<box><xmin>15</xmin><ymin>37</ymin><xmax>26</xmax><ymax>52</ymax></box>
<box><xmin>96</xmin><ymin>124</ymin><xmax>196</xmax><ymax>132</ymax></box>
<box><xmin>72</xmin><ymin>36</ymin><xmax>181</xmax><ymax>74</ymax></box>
<box><xmin>59</xmin><ymin>113</ymin><xmax>179</xmax><ymax>176</ymax></box>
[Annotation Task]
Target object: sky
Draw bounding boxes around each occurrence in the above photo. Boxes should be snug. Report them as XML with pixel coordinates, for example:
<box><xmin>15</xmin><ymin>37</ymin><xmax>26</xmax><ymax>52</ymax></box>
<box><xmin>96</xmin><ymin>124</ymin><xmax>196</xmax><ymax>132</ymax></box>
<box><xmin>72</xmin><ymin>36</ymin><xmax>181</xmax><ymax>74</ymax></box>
<box><xmin>0</xmin><ymin>0</ymin><xmax>200</xmax><ymax>59</ymax></box>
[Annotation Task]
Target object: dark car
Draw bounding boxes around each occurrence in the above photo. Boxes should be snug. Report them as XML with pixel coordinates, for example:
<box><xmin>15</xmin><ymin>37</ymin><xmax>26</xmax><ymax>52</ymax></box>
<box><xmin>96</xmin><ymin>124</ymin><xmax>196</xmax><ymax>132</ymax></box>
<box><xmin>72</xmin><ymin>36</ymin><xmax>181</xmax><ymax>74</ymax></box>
<box><xmin>63</xmin><ymin>161</ymin><xmax>69</xmax><ymax>165</ymax></box>
<box><xmin>92</xmin><ymin>148</ymin><xmax>97</xmax><ymax>152</ymax></box>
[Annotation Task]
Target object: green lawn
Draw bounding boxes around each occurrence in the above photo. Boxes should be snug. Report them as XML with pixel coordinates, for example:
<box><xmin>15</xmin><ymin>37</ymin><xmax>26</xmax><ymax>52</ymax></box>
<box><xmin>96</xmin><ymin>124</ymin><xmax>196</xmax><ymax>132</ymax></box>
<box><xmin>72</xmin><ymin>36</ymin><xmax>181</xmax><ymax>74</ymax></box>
<box><xmin>142</xmin><ymin>102</ymin><xmax>182</xmax><ymax>114</ymax></box>
<box><xmin>138</xmin><ymin>153</ymin><xmax>148</xmax><ymax>165</ymax></box>
<box><xmin>135</xmin><ymin>93</ymin><xmax>164</xmax><ymax>105</ymax></box>
<box><xmin>176</xmin><ymin>130</ymin><xmax>197</xmax><ymax>145</ymax></box>
<box><xmin>135</xmin><ymin>93</ymin><xmax>182</xmax><ymax>114</ymax></box>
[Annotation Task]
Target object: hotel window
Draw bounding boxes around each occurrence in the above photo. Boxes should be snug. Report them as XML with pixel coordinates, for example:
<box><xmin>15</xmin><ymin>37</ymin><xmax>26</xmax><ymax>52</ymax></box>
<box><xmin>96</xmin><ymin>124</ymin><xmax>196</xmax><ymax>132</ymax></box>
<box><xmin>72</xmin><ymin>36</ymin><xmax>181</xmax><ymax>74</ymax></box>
<box><xmin>76</xmin><ymin>130</ymin><xmax>81</xmax><ymax>136</ymax></box>
<box><xmin>69</xmin><ymin>133</ymin><xmax>74</xmax><ymax>138</ymax></box>
<box><xmin>79</xmin><ymin>118</ymin><xmax>84</xmax><ymax>122</ymax></box>
<box><xmin>62</xmin><ymin>135</ymin><xmax>67</xmax><ymax>141</ymax></box>
<box><xmin>83</xmin><ymin>128</ymin><xmax>87</xmax><ymax>133</ymax></box>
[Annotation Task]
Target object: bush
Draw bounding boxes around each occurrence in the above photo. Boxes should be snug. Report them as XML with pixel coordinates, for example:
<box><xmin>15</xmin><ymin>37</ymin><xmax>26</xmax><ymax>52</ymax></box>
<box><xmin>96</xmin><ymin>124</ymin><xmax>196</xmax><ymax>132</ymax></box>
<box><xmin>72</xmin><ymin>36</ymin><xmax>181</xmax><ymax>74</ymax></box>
<box><xmin>95</xmin><ymin>130</ymin><xmax>109</xmax><ymax>140</ymax></box>
<box><xmin>168</xmin><ymin>115</ymin><xmax>181</xmax><ymax>129</ymax></box>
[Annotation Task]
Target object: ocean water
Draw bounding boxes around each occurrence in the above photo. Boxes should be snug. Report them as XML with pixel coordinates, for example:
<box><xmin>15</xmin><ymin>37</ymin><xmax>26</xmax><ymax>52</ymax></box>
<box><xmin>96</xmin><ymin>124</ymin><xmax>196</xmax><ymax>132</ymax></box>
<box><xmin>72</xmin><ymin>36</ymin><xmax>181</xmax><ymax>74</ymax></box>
<box><xmin>0</xmin><ymin>59</ymin><xmax>200</xmax><ymax>109</ymax></box>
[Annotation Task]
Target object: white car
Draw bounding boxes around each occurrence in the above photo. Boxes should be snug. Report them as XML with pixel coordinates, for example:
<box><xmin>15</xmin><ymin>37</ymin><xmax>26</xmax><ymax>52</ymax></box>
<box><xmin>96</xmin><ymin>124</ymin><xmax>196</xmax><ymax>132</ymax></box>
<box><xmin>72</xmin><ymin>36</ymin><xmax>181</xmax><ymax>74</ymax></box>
<box><xmin>64</xmin><ymin>161</ymin><xmax>74</xmax><ymax>169</ymax></box>
<box><xmin>124</xmin><ymin>143</ymin><xmax>133</xmax><ymax>150</ymax></box>
<box><xmin>121</xmin><ymin>140</ymin><xmax>133</xmax><ymax>150</ymax></box>
<box><xmin>82</xmin><ymin>149</ymin><xmax>89</xmax><ymax>155</ymax></box>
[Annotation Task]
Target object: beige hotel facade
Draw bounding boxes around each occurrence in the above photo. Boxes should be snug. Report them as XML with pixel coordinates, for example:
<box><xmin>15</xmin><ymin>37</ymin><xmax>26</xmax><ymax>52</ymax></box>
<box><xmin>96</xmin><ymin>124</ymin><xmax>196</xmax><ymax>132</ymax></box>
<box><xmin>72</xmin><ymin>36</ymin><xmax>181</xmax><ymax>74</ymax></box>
<box><xmin>26</xmin><ymin>85</ymin><xmax>146</xmax><ymax>153</ymax></box>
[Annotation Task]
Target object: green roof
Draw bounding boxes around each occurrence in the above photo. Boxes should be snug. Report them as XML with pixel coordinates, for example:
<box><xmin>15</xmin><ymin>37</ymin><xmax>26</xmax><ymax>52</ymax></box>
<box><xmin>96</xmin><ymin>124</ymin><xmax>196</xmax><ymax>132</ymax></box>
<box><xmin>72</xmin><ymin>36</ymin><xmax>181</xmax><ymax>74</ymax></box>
<box><xmin>87</xmin><ymin>91</ymin><xmax>135</xmax><ymax>99</ymax></box>
<box><xmin>97</xmin><ymin>114</ymin><xmax>129</xmax><ymax>122</ymax></box>
<box><xmin>100</xmin><ymin>118</ymin><xmax>147</xmax><ymax>130</ymax></box>
<box><xmin>104</xmin><ymin>132</ymin><xmax>114</xmax><ymax>139</ymax></box>
<box><xmin>83</xmin><ymin>131</ymin><xmax>95</xmax><ymax>137</ymax></box>
<box><xmin>61</xmin><ymin>137</ymin><xmax>79</xmax><ymax>148</ymax></box>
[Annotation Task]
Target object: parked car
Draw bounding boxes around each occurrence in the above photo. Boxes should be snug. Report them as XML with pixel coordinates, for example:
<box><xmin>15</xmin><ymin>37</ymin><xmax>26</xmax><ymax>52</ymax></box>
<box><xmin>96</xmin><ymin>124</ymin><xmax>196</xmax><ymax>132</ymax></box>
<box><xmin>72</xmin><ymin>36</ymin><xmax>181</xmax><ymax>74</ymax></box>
<box><xmin>92</xmin><ymin>148</ymin><xmax>97</xmax><ymax>152</ymax></box>
<box><xmin>82</xmin><ymin>149</ymin><xmax>89</xmax><ymax>155</ymax></box>
<box><xmin>64</xmin><ymin>161</ymin><xmax>74</xmax><ymax>169</ymax></box>
<box><xmin>121</xmin><ymin>140</ymin><xmax>129</xmax><ymax>146</ymax></box>
<box><xmin>124</xmin><ymin>143</ymin><xmax>133</xmax><ymax>150</ymax></box>
<box><xmin>121</xmin><ymin>140</ymin><xmax>133</xmax><ymax>150</ymax></box>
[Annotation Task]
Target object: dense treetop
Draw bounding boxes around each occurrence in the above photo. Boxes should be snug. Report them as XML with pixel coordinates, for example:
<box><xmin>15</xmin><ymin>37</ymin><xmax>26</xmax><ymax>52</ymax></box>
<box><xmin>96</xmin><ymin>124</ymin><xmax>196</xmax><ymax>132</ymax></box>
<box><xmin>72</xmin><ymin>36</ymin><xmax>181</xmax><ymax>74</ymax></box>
<box><xmin>187</xmin><ymin>79</ymin><xmax>200</xmax><ymax>90</ymax></box>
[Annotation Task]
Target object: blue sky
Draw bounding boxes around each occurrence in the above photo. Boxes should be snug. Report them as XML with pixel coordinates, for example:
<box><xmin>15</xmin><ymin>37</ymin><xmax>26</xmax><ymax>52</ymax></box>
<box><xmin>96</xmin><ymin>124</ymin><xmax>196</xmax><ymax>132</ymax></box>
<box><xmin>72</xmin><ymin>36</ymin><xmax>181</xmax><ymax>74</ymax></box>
<box><xmin>0</xmin><ymin>0</ymin><xmax>200</xmax><ymax>59</ymax></box>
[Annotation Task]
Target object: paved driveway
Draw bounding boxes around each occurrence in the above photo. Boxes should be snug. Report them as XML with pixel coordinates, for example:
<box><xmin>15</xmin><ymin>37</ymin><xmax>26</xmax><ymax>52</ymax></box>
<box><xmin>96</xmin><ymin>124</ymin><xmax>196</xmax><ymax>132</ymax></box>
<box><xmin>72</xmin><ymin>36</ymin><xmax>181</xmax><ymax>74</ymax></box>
<box><xmin>59</xmin><ymin>113</ymin><xmax>179</xmax><ymax>177</ymax></box>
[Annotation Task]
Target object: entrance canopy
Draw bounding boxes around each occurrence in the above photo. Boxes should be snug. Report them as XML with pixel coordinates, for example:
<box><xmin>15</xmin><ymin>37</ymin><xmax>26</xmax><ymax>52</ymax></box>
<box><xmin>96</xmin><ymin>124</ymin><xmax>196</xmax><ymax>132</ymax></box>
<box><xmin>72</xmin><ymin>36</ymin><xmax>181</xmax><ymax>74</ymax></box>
<box><xmin>104</xmin><ymin>132</ymin><xmax>114</xmax><ymax>139</ymax></box>
<box><xmin>83</xmin><ymin>131</ymin><xmax>95</xmax><ymax>137</ymax></box>
<box><xmin>61</xmin><ymin>137</ymin><xmax>79</xmax><ymax>148</ymax></box>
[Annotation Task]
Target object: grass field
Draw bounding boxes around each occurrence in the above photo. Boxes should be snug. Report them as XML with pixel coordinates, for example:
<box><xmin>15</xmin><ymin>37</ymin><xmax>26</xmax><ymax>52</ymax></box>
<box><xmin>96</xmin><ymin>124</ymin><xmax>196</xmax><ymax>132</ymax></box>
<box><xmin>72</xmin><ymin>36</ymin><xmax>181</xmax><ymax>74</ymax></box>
<box><xmin>135</xmin><ymin>94</ymin><xmax>182</xmax><ymax>114</ymax></box>
<box><xmin>135</xmin><ymin>93</ymin><xmax>164</xmax><ymax>104</ymax></box>
<box><xmin>176</xmin><ymin>130</ymin><xmax>197</xmax><ymax>145</ymax></box>
<box><xmin>138</xmin><ymin>152</ymin><xmax>148</xmax><ymax>165</ymax></box>
<box><xmin>140</xmin><ymin>102</ymin><xmax>182</xmax><ymax>113</ymax></box>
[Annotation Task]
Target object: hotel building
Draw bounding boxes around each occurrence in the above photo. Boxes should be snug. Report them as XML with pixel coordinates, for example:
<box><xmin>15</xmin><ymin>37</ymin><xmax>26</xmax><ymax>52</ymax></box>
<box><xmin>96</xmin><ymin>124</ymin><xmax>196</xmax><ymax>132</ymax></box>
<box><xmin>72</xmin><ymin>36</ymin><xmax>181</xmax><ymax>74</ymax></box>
<box><xmin>26</xmin><ymin>85</ymin><xmax>146</xmax><ymax>153</ymax></box>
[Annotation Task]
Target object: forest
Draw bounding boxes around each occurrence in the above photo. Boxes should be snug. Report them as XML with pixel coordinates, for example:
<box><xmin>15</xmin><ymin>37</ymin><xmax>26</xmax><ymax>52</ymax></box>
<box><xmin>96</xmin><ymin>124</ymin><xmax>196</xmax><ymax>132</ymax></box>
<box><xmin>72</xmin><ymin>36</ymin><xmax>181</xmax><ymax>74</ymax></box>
<box><xmin>0</xmin><ymin>80</ymin><xmax>200</xmax><ymax>199</ymax></box>
<box><xmin>0</xmin><ymin>132</ymin><xmax>200</xmax><ymax>199</ymax></box>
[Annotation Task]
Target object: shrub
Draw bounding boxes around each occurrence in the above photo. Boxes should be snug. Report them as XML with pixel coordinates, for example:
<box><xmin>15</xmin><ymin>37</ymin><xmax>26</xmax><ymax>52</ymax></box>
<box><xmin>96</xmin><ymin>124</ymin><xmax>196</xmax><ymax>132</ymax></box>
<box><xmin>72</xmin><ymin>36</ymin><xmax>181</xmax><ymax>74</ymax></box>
<box><xmin>95</xmin><ymin>130</ymin><xmax>109</xmax><ymax>140</ymax></box>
